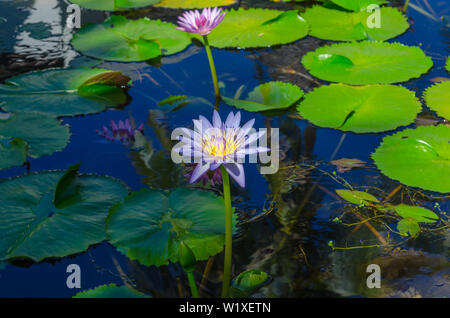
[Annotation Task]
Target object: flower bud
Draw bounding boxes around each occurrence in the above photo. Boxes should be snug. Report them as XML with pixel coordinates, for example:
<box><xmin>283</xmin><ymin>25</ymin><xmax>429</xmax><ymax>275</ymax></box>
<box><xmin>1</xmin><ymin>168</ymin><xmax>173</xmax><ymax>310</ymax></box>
<box><xmin>178</xmin><ymin>241</ymin><xmax>196</xmax><ymax>273</ymax></box>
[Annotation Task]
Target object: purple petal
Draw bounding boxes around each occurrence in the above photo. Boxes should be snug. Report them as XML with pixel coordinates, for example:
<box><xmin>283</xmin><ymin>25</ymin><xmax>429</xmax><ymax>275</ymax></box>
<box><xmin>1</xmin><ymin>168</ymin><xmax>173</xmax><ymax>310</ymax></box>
<box><xmin>212</xmin><ymin>110</ymin><xmax>222</xmax><ymax>128</ymax></box>
<box><xmin>224</xmin><ymin>163</ymin><xmax>245</xmax><ymax>188</ymax></box>
<box><xmin>189</xmin><ymin>163</ymin><xmax>210</xmax><ymax>184</ymax></box>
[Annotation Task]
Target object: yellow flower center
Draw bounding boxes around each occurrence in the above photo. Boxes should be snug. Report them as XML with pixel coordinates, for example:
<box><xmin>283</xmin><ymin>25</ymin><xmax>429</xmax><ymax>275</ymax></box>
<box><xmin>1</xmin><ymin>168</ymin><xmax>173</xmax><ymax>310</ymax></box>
<box><xmin>202</xmin><ymin>131</ymin><xmax>239</xmax><ymax>160</ymax></box>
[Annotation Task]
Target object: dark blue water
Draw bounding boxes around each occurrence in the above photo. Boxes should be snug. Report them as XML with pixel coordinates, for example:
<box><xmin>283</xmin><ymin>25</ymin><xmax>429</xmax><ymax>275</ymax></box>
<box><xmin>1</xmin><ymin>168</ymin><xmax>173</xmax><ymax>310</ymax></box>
<box><xmin>0</xmin><ymin>0</ymin><xmax>448</xmax><ymax>297</ymax></box>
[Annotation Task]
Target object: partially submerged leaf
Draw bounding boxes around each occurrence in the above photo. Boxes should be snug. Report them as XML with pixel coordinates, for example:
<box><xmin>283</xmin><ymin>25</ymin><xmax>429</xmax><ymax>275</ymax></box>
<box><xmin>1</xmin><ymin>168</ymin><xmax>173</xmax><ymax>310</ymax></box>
<box><xmin>0</xmin><ymin>137</ymin><xmax>27</xmax><ymax>170</ymax></box>
<box><xmin>73</xmin><ymin>284</ymin><xmax>150</xmax><ymax>298</ymax></box>
<box><xmin>223</xmin><ymin>81</ymin><xmax>304</xmax><ymax>112</ymax></box>
<box><xmin>53</xmin><ymin>163</ymin><xmax>82</xmax><ymax>210</ymax></box>
<box><xmin>336</xmin><ymin>189</ymin><xmax>380</xmax><ymax>205</ymax></box>
<box><xmin>423</xmin><ymin>81</ymin><xmax>450</xmax><ymax>120</ymax></box>
<box><xmin>393</xmin><ymin>205</ymin><xmax>439</xmax><ymax>223</ymax></box>
<box><xmin>330</xmin><ymin>158</ymin><xmax>366</xmax><ymax>173</ymax></box>
<box><xmin>397</xmin><ymin>218</ymin><xmax>420</xmax><ymax>237</ymax></box>
<box><xmin>330</xmin><ymin>0</ymin><xmax>387</xmax><ymax>11</ymax></box>
<box><xmin>0</xmin><ymin>68</ymin><xmax>130</xmax><ymax>117</ymax></box>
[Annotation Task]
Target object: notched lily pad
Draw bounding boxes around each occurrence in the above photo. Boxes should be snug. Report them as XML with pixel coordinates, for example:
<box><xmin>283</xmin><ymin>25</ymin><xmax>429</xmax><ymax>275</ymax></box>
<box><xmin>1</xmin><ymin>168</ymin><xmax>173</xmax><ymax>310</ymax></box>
<box><xmin>0</xmin><ymin>68</ymin><xmax>130</xmax><ymax>117</ymax></box>
<box><xmin>372</xmin><ymin>125</ymin><xmax>450</xmax><ymax>193</ymax></box>
<box><xmin>302</xmin><ymin>42</ymin><xmax>433</xmax><ymax>84</ymax></box>
<box><xmin>423</xmin><ymin>81</ymin><xmax>450</xmax><ymax>120</ymax></box>
<box><xmin>72</xmin><ymin>15</ymin><xmax>191</xmax><ymax>62</ymax></box>
<box><xmin>223</xmin><ymin>81</ymin><xmax>304</xmax><ymax>112</ymax></box>
<box><xmin>393</xmin><ymin>204</ymin><xmax>439</xmax><ymax>223</ymax></box>
<box><xmin>107</xmin><ymin>188</ymin><xmax>237</xmax><ymax>267</ymax></box>
<box><xmin>0</xmin><ymin>168</ymin><xmax>128</xmax><ymax>262</ymax></box>
<box><xmin>297</xmin><ymin>84</ymin><xmax>422</xmax><ymax>133</ymax></box>
<box><xmin>207</xmin><ymin>9</ymin><xmax>308</xmax><ymax>48</ymax></box>
<box><xmin>303</xmin><ymin>6</ymin><xmax>409</xmax><ymax>41</ymax></box>
<box><xmin>0</xmin><ymin>136</ymin><xmax>27</xmax><ymax>170</ymax></box>
<box><xmin>0</xmin><ymin>112</ymin><xmax>70</xmax><ymax>158</ymax></box>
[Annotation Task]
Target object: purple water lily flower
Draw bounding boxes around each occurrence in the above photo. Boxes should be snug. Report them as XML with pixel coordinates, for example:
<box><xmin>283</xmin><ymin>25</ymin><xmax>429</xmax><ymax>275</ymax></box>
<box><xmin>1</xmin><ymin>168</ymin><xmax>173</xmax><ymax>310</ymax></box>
<box><xmin>176</xmin><ymin>7</ymin><xmax>226</xmax><ymax>36</ymax></box>
<box><xmin>96</xmin><ymin>119</ymin><xmax>144</xmax><ymax>146</ymax></box>
<box><xmin>184</xmin><ymin>163</ymin><xmax>222</xmax><ymax>186</ymax></box>
<box><xmin>175</xmin><ymin>111</ymin><xmax>269</xmax><ymax>188</ymax></box>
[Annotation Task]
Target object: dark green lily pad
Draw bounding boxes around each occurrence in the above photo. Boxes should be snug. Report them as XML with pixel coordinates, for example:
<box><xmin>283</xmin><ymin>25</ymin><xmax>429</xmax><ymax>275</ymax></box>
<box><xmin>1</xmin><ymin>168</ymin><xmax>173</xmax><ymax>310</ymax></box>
<box><xmin>207</xmin><ymin>9</ymin><xmax>308</xmax><ymax>48</ymax></box>
<box><xmin>0</xmin><ymin>68</ymin><xmax>130</xmax><ymax>117</ymax></box>
<box><xmin>0</xmin><ymin>112</ymin><xmax>70</xmax><ymax>158</ymax></box>
<box><xmin>69</xmin><ymin>0</ymin><xmax>161</xmax><ymax>11</ymax></box>
<box><xmin>330</xmin><ymin>0</ymin><xmax>387</xmax><ymax>11</ymax></box>
<box><xmin>303</xmin><ymin>6</ymin><xmax>409</xmax><ymax>41</ymax></box>
<box><xmin>336</xmin><ymin>189</ymin><xmax>380</xmax><ymax>205</ymax></box>
<box><xmin>107</xmin><ymin>188</ymin><xmax>237</xmax><ymax>267</ymax></box>
<box><xmin>72</xmin><ymin>15</ymin><xmax>191</xmax><ymax>62</ymax></box>
<box><xmin>0</xmin><ymin>136</ymin><xmax>27</xmax><ymax>170</ymax></box>
<box><xmin>0</xmin><ymin>170</ymin><xmax>128</xmax><ymax>261</ymax></box>
<box><xmin>297</xmin><ymin>84</ymin><xmax>422</xmax><ymax>133</ymax></box>
<box><xmin>302</xmin><ymin>42</ymin><xmax>433</xmax><ymax>84</ymax></box>
<box><xmin>423</xmin><ymin>81</ymin><xmax>450</xmax><ymax>120</ymax></box>
<box><xmin>372</xmin><ymin>125</ymin><xmax>450</xmax><ymax>193</ymax></box>
<box><xmin>223</xmin><ymin>82</ymin><xmax>304</xmax><ymax>112</ymax></box>
<box><xmin>73</xmin><ymin>284</ymin><xmax>150</xmax><ymax>298</ymax></box>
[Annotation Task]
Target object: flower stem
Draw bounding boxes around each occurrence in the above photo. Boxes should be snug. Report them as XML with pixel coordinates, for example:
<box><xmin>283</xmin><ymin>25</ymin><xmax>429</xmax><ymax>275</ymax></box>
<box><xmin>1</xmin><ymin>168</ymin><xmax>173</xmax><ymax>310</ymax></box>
<box><xmin>220</xmin><ymin>165</ymin><xmax>232</xmax><ymax>298</ymax></box>
<box><xmin>403</xmin><ymin>0</ymin><xmax>410</xmax><ymax>12</ymax></box>
<box><xmin>202</xmin><ymin>35</ymin><xmax>221</xmax><ymax>103</ymax></box>
<box><xmin>187</xmin><ymin>271</ymin><xmax>199</xmax><ymax>298</ymax></box>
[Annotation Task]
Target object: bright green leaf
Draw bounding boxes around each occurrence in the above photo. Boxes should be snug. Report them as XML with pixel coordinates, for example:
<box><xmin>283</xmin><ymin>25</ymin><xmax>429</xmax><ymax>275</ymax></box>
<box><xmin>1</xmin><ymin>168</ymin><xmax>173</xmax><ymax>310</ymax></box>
<box><xmin>302</xmin><ymin>41</ymin><xmax>433</xmax><ymax>84</ymax></box>
<box><xmin>155</xmin><ymin>0</ymin><xmax>236</xmax><ymax>8</ymax></box>
<box><xmin>372</xmin><ymin>125</ymin><xmax>450</xmax><ymax>193</ymax></box>
<box><xmin>298</xmin><ymin>84</ymin><xmax>422</xmax><ymax>133</ymax></box>
<box><xmin>330</xmin><ymin>0</ymin><xmax>387</xmax><ymax>12</ymax></box>
<box><xmin>397</xmin><ymin>217</ymin><xmax>420</xmax><ymax>237</ymax></box>
<box><xmin>423</xmin><ymin>81</ymin><xmax>450</xmax><ymax>120</ymax></box>
<box><xmin>336</xmin><ymin>189</ymin><xmax>380</xmax><ymax>205</ymax></box>
<box><xmin>393</xmin><ymin>204</ymin><xmax>439</xmax><ymax>223</ymax></box>
<box><xmin>73</xmin><ymin>284</ymin><xmax>150</xmax><ymax>298</ymax></box>
<box><xmin>69</xmin><ymin>0</ymin><xmax>161</xmax><ymax>11</ymax></box>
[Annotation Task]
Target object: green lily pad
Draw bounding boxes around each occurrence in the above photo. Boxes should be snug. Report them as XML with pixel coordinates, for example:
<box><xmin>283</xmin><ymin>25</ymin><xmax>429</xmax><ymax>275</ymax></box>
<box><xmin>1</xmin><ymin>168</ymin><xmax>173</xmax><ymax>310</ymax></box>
<box><xmin>446</xmin><ymin>57</ymin><xmax>450</xmax><ymax>72</ymax></box>
<box><xmin>222</xmin><ymin>81</ymin><xmax>304</xmax><ymax>112</ymax></box>
<box><xmin>397</xmin><ymin>217</ymin><xmax>420</xmax><ymax>237</ymax></box>
<box><xmin>207</xmin><ymin>9</ymin><xmax>308</xmax><ymax>48</ymax></box>
<box><xmin>393</xmin><ymin>204</ymin><xmax>439</xmax><ymax>223</ymax></box>
<box><xmin>423</xmin><ymin>81</ymin><xmax>450</xmax><ymax>120</ymax></box>
<box><xmin>302</xmin><ymin>42</ymin><xmax>433</xmax><ymax>84</ymax></box>
<box><xmin>107</xmin><ymin>188</ymin><xmax>237</xmax><ymax>267</ymax></box>
<box><xmin>72</xmin><ymin>16</ymin><xmax>191</xmax><ymax>62</ymax></box>
<box><xmin>0</xmin><ymin>68</ymin><xmax>130</xmax><ymax>117</ymax></box>
<box><xmin>69</xmin><ymin>0</ymin><xmax>161</xmax><ymax>11</ymax></box>
<box><xmin>336</xmin><ymin>189</ymin><xmax>380</xmax><ymax>205</ymax></box>
<box><xmin>372</xmin><ymin>125</ymin><xmax>450</xmax><ymax>193</ymax></box>
<box><xmin>330</xmin><ymin>0</ymin><xmax>387</xmax><ymax>11</ymax></box>
<box><xmin>297</xmin><ymin>84</ymin><xmax>422</xmax><ymax>133</ymax></box>
<box><xmin>74</xmin><ymin>284</ymin><xmax>150</xmax><ymax>298</ymax></box>
<box><xmin>303</xmin><ymin>6</ymin><xmax>409</xmax><ymax>41</ymax></box>
<box><xmin>0</xmin><ymin>170</ymin><xmax>128</xmax><ymax>261</ymax></box>
<box><xmin>0</xmin><ymin>137</ymin><xmax>27</xmax><ymax>170</ymax></box>
<box><xmin>155</xmin><ymin>0</ymin><xmax>236</xmax><ymax>8</ymax></box>
<box><xmin>0</xmin><ymin>112</ymin><xmax>70</xmax><ymax>158</ymax></box>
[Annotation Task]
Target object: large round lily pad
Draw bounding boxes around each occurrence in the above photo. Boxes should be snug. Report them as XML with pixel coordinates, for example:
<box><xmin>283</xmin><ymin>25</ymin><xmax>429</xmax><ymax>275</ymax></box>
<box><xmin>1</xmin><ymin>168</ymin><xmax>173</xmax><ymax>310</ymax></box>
<box><xmin>372</xmin><ymin>125</ymin><xmax>450</xmax><ymax>193</ymax></box>
<box><xmin>0</xmin><ymin>68</ymin><xmax>130</xmax><ymax>117</ymax></box>
<box><xmin>423</xmin><ymin>81</ymin><xmax>450</xmax><ymax>120</ymax></box>
<box><xmin>155</xmin><ymin>0</ymin><xmax>236</xmax><ymax>8</ymax></box>
<box><xmin>69</xmin><ymin>0</ymin><xmax>161</xmax><ymax>11</ymax></box>
<box><xmin>330</xmin><ymin>0</ymin><xmax>387</xmax><ymax>11</ymax></box>
<box><xmin>0</xmin><ymin>112</ymin><xmax>70</xmax><ymax>158</ymax></box>
<box><xmin>0</xmin><ymin>137</ymin><xmax>27</xmax><ymax>170</ymax></box>
<box><xmin>297</xmin><ymin>84</ymin><xmax>422</xmax><ymax>133</ymax></box>
<box><xmin>72</xmin><ymin>16</ymin><xmax>191</xmax><ymax>62</ymax></box>
<box><xmin>0</xmin><ymin>170</ymin><xmax>128</xmax><ymax>261</ymax></box>
<box><xmin>223</xmin><ymin>81</ymin><xmax>304</xmax><ymax>112</ymax></box>
<box><xmin>107</xmin><ymin>188</ymin><xmax>237</xmax><ymax>267</ymax></box>
<box><xmin>302</xmin><ymin>42</ymin><xmax>433</xmax><ymax>84</ymax></box>
<box><xmin>74</xmin><ymin>284</ymin><xmax>150</xmax><ymax>298</ymax></box>
<box><xmin>207</xmin><ymin>9</ymin><xmax>308</xmax><ymax>48</ymax></box>
<box><xmin>303</xmin><ymin>6</ymin><xmax>409</xmax><ymax>41</ymax></box>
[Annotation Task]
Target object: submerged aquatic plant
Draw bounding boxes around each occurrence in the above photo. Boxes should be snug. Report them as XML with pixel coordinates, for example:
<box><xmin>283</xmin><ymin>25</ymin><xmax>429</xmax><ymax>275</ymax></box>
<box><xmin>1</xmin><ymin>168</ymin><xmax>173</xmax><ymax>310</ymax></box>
<box><xmin>97</xmin><ymin>119</ymin><xmax>144</xmax><ymax>146</ymax></box>
<box><xmin>176</xmin><ymin>7</ymin><xmax>226</xmax><ymax>101</ymax></box>
<box><xmin>173</xmin><ymin>110</ymin><xmax>269</xmax><ymax>297</ymax></box>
